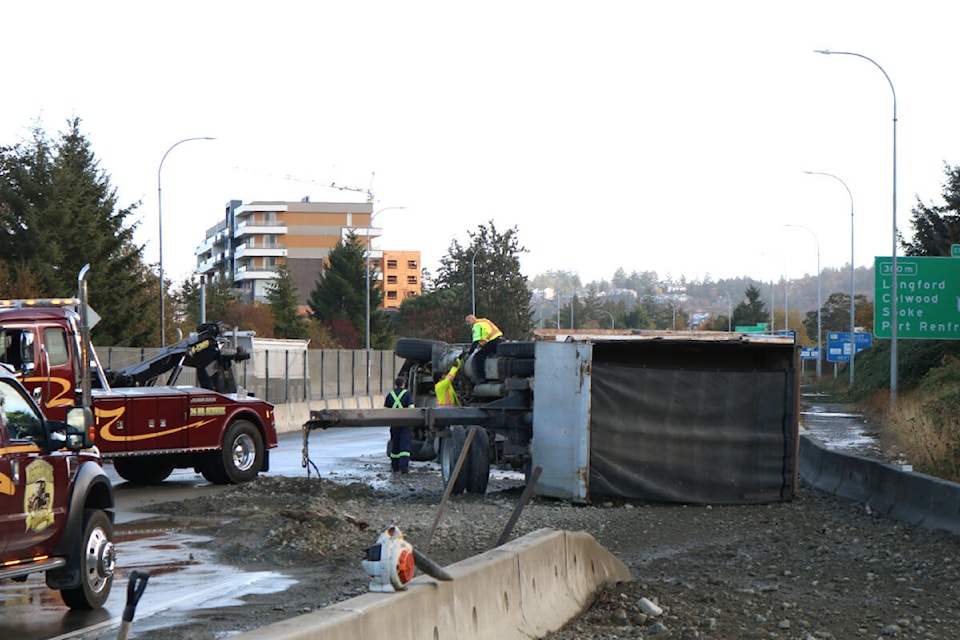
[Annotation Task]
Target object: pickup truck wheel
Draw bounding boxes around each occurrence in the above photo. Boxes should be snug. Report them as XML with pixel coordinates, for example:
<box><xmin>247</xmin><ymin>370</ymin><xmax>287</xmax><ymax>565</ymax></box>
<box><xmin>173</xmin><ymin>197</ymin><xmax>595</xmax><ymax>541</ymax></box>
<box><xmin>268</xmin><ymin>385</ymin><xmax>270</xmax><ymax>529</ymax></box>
<box><xmin>60</xmin><ymin>509</ymin><xmax>115</xmax><ymax>610</ymax></box>
<box><xmin>439</xmin><ymin>426</ymin><xmax>468</xmax><ymax>494</ymax></box>
<box><xmin>221</xmin><ymin>420</ymin><xmax>264</xmax><ymax>484</ymax></box>
<box><xmin>113</xmin><ymin>457</ymin><xmax>174</xmax><ymax>484</ymax></box>
<box><xmin>465</xmin><ymin>427</ymin><xmax>491</xmax><ymax>494</ymax></box>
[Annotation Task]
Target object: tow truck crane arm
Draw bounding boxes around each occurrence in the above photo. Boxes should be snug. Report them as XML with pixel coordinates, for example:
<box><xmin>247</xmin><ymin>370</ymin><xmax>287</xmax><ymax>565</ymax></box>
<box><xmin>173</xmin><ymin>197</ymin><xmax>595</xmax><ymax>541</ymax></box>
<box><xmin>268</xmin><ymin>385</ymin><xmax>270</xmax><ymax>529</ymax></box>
<box><xmin>105</xmin><ymin>322</ymin><xmax>250</xmax><ymax>393</ymax></box>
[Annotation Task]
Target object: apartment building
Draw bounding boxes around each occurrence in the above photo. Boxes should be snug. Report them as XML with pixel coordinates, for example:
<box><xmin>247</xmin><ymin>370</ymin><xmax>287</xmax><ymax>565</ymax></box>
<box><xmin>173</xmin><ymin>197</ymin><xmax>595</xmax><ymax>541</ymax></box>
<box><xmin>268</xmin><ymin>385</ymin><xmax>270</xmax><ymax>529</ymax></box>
<box><xmin>195</xmin><ymin>199</ymin><xmax>421</xmax><ymax>308</ymax></box>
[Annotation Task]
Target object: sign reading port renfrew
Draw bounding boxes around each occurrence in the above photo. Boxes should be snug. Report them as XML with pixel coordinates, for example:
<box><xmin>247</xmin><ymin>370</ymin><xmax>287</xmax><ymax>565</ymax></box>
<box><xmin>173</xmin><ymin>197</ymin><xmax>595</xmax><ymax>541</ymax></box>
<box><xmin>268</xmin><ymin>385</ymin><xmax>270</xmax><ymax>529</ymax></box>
<box><xmin>874</xmin><ymin>256</ymin><xmax>960</xmax><ymax>339</ymax></box>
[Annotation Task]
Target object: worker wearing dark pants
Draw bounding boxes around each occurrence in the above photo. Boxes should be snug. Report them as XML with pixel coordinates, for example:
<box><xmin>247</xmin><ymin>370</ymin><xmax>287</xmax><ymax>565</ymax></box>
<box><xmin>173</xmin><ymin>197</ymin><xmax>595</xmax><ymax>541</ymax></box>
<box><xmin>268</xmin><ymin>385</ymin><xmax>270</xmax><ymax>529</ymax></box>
<box><xmin>385</xmin><ymin>376</ymin><xmax>414</xmax><ymax>473</ymax></box>
<box><xmin>465</xmin><ymin>314</ymin><xmax>504</xmax><ymax>380</ymax></box>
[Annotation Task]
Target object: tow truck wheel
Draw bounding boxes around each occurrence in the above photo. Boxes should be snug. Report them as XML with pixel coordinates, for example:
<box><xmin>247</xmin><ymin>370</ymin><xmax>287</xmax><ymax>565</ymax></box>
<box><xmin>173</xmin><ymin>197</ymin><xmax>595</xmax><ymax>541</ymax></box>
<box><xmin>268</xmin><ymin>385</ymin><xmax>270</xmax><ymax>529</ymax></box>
<box><xmin>439</xmin><ymin>427</ymin><xmax>468</xmax><ymax>494</ymax></box>
<box><xmin>113</xmin><ymin>457</ymin><xmax>175</xmax><ymax>484</ymax></box>
<box><xmin>465</xmin><ymin>427</ymin><xmax>491</xmax><ymax>494</ymax></box>
<box><xmin>220</xmin><ymin>420</ymin><xmax>264</xmax><ymax>484</ymax></box>
<box><xmin>60</xmin><ymin>509</ymin><xmax>115</xmax><ymax>610</ymax></box>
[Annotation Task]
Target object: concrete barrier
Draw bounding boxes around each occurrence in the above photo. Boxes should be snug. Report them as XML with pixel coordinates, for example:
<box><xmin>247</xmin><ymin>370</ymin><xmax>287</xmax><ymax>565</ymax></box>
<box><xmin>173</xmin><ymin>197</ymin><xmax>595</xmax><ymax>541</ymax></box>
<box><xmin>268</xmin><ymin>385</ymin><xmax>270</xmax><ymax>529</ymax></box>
<box><xmin>273</xmin><ymin>398</ymin><xmax>378</xmax><ymax>435</ymax></box>
<box><xmin>234</xmin><ymin>528</ymin><xmax>631</xmax><ymax>640</ymax></box>
<box><xmin>800</xmin><ymin>434</ymin><xmax>960</xmax><ymax>535</ymax></box>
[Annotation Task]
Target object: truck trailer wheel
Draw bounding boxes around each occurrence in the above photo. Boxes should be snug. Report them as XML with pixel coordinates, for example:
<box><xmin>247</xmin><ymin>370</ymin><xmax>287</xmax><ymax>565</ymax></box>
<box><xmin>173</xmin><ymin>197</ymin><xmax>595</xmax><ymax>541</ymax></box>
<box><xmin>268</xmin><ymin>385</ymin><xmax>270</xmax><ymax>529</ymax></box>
<box><xmin>465</xmin><ymin>427</ymin><xmax>491</xmax><ymax>495</ymax></box>
<box><xmin>59</xmin><ymin>509</ymin><xmax>115</xmax><ymax>610</ymax></box>
<box><xmin>219</xmin><ymin>419</ymin><xmax>265</xmax><ymax>484</ymax></box>
<box><xmin>439</xmin><ymin>427</ymin><xmax>468</xmax><ymax>494</ymax></box>
<box><xmin>113</xmin><ymin>457</ymin><xmax>175</xmax><ymax>484</ymax></box>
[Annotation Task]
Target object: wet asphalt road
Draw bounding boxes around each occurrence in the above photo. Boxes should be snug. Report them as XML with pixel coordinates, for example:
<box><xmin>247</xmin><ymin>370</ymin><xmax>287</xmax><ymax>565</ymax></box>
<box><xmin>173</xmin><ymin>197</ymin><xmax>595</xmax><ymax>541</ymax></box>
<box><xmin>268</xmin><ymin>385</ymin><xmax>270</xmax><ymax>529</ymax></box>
<box><xmin>0</xmin><ymin>426</ymin><xmax>389</xmax><ymax>640</ymax></box>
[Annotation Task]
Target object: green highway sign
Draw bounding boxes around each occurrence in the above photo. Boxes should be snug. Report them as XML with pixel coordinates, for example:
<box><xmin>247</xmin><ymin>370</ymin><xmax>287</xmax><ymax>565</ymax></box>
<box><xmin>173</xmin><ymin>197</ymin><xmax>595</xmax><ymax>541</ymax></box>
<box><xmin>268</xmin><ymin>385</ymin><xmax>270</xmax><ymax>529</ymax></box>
<box><xmin>874</xmin><ymin>256</ymin><xmax>960</xmax><ymax>339</ymax></box>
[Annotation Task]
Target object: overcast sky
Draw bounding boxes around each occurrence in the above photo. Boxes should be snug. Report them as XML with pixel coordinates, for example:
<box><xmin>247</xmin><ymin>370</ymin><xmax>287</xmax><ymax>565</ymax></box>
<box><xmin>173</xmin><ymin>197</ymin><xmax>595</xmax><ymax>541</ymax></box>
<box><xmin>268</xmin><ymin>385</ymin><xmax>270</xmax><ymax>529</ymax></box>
<box><xmin>3</xmin><ymin>1</ymin><xmax>959</xmax><ymax>289</ymax></box>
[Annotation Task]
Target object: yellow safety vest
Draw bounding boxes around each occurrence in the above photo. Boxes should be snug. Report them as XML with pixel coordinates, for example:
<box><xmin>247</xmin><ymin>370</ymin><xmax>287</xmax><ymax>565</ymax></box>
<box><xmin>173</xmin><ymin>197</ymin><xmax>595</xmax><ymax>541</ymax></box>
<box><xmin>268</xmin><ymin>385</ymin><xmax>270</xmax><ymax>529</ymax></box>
<box><xmin>435</xmin><ymin>364</ymin><xmax>461</xmax><ymax>407</ymax></box>
<box><xmin>471</xmin><ymin>318</ymin><xmax>503</xmax><ymax>345</ymax></box>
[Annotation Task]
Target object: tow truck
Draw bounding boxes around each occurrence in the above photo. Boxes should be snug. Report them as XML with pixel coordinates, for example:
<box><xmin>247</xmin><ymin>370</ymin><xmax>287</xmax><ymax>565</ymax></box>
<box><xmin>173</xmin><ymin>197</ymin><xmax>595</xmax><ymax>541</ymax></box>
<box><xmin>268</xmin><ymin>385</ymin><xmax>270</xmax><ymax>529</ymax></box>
<box><xmin>0</xmin><ymin>266</ymin><xmax>278</xmax><ymax>485</ymax></box>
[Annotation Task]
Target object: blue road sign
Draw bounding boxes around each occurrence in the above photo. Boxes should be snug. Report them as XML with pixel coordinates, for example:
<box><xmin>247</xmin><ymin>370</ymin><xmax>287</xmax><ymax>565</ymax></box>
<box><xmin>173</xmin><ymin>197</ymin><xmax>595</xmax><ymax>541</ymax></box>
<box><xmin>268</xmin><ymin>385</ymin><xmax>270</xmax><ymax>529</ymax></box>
<box><xmin>800</xmin><ymin>347</ymin><xmax>821</xmax><ymax>360</ymax></box>
<box><xmin>826</xmin><ymin>331</ymin><xmax>873</xmax><ymax>363</ymax></box>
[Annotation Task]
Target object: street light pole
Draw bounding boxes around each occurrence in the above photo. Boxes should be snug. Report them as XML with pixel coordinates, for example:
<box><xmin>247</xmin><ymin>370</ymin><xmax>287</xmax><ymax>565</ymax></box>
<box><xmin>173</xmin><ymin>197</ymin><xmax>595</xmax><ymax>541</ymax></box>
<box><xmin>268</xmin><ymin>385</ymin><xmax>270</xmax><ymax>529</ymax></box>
<box><xmin>786</xmin><ymin>224</ymin><xmax>822</xmax><ymax>378</ymax></box>
<box><xmin>470</xmin><ymin>247</ymin><xmax>481</xmax><ymax>316</ymax></box>
<box><xmin>815</xmin><ymin>49</ymin><xmax>898</xmax><ymax>407</ymax></box>
<box><xmin>805</xmin><ymin>170</ymin><xmax>856</xmax><ymax>385</ymax></box>
<box><xmin>157</xmin><ymin>136</ymin><xmax>215</xmax><ymax>347</ymax></box>
<box><xmin>719</xmin><ymin>289</ymin><xmax>732</xmax><ymax>331</ymax></box>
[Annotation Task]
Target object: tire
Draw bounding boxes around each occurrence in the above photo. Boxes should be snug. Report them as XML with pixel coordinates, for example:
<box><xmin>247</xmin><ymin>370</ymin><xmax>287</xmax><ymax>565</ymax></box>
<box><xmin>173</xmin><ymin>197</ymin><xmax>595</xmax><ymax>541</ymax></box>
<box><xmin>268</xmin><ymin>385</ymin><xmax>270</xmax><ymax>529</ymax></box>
<box><xmin>60</xmin><ymin>509</ymin><xmax>115</xmax><ymax>610</ymax></box>
<box><xmin>395</xmin><ymin>338</ymin><xmax>445</xmax><ymax>362</ymax></box>
<box><xmin>496</xmin><ymin>341</ymin><xmax>535</xmax><ymax>358</ymax></box>
<box><xmin>215</xmin><ymin>419</ymin><xmax>265</xmax><ymax>484</ymax></box>
<box><xmin>439</xmin><ymin>426</ymin><xmax>468</xmax><ymax>494</ymax></box>
<box><xmin>411</xmin><ymin>438</ymin><xmax>436</xmax><ymax>461</ymax></box>
<box><xmin>113</xmin><ymin>457</ymin><xmax>175</xmax><ymax>484</ymax></box>
<box><xmin>200</xmin><ymin>453</ymin><xmax>230</xmax><ymax>484</ymax></box>
<box><xmin>465</xmin><ymin>427</ymin><xmax>491</xmax><ymax>495</ymax></box>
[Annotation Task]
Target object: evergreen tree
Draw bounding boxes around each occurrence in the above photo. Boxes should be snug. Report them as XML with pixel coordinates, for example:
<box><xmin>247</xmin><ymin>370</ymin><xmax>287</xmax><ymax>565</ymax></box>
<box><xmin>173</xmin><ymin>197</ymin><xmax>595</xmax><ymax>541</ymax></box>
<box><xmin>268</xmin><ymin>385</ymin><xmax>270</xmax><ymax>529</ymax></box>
<box><xmin>903</xmin><ymin>163</ymin><xmax>960</xmax><ymax>257</ymax></box>
<box><xmin>175</xmin><ymin>275</ymin><xmax>244</xmax><ymax>331</ymax></box>
<box><xmin>731</xmin><ymin>284</ymin><xmax>769</xmax><ymax>328</ymax></box>
<box><xmin>435</xmin><ymin>221</ymin><xmax>533</xmax><ymax>341</ymax></box>
<box><xmin>308</xmin><ymin>231</ymin><xmax>367</xmax><ymax>348</ymax></box>
<box><xmin>0</xmin><ymin>119</ymin><xmax>153</xmax><ymax>345</ymax></box>
<box><xmin>266</xmin><ymin>263</ymin><xmax>309</xmax><ymax>340</ymax></box>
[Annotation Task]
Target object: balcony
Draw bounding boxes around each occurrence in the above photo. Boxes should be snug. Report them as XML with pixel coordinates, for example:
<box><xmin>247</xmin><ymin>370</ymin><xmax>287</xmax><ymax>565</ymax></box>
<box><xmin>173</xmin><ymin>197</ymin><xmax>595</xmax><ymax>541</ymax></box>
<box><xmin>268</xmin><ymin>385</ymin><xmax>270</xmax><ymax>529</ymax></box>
<box><xmin>235</xmin><ymin>220</ymin><xmax>287</xmax><ymax>237</ymax></box>
<box><xmin>234</xmin><ymin>265</ymin><xmax>279</xmax><ymax>282</ymax></box>
<box><xmin>235</xmin><ymin>243</ymin><xmax>287</xmax><ymax>260</ymax></box>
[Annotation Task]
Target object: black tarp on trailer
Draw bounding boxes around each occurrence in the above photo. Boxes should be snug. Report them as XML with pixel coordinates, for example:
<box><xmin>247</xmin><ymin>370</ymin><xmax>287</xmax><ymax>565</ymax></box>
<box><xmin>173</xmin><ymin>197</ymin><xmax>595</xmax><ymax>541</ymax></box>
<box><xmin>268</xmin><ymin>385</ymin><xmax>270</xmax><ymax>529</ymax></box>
<box><xmin>533</xmin><ymin>332</ymin><xmax>799</xmax><ymax>505</ymax></box>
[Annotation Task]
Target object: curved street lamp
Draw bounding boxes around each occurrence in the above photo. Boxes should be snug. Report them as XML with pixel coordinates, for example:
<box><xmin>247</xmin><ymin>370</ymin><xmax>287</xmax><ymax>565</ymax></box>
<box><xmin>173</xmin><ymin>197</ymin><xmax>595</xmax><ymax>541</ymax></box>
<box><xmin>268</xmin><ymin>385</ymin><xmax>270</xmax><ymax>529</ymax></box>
<box><xmin>785</xmin><ymin>224</ymin><xmax>822</xmax><ymax>378</ymax></box>
<box><xmin>815</xmin><ymin>49</ymin><xmax>897</xmax><ymax>406</ymax></box>
<box><xmin>157</xmin><ymin>136</ymin><xmax>215</xmax><ymax>346</ymax></box>
<box><xmin>805</xmin><ymin>170</ymin><xmax>856</xmax><ymax>385</ymax></box>
<box><xmin>599</xmin><ymin>310</ymin><xmax>614</xmax><ymax>330</ymax></box>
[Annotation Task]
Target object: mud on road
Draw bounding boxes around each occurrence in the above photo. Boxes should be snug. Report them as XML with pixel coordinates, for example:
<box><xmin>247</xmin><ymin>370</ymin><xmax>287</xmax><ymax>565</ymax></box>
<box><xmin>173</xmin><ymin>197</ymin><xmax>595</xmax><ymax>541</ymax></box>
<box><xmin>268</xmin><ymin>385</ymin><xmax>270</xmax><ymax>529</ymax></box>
<box><xmin>130</xmin><ymin>452</ymin><xmax>960</xmax><ymax>640</ymax></box>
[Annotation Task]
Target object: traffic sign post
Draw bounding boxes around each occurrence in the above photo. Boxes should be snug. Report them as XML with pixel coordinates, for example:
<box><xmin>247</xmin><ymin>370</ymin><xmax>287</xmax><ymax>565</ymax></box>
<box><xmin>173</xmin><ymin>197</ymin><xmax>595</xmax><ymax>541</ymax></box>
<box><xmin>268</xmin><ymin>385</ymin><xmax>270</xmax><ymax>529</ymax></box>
<box><xmin>874</xmin><ymin>256</ymin><xmax>960</xmax><ymax>340</ymax></box>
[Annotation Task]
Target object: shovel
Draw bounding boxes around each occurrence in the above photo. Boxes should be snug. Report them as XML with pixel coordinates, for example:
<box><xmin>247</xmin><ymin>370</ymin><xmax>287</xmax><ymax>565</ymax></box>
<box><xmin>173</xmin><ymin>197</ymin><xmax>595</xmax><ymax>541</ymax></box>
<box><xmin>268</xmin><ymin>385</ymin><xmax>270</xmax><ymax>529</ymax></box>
<box><xmin>117</xmin><ymin>570</ymin><xmax>149</xmax><ymax>640</ymax></box>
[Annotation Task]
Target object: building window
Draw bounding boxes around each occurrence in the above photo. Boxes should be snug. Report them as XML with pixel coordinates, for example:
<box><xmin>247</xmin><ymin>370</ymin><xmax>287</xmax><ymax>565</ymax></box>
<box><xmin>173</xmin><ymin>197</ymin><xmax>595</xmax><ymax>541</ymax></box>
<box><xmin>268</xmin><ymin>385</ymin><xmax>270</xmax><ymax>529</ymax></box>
<box><xmin>387</xmin><ymin>291</ymin><xmax>398</xmax><ymax>300</ymax></box>
<box><xmin>407</xmin><ymin>260</ymin><xmax>418</xmax><ymax>269</ymax></box>
<box><xmin>386</xmin><ymin>259</ymin><xmax>398</xmax><ymax>269</ymax></box>
<box><xmin>387</xmin><ymin>275</ymin><xmax>398</xmax><ymax>285</ymax></box>
<box><xmin>264</xmin><ymin>211</ymin><xmax>276</xmax><ymax>224</ymax></box>
<box><xmin>407</xmin><ymin>275</ymin><xmax>418</xmax><ymax>285</ymax></box>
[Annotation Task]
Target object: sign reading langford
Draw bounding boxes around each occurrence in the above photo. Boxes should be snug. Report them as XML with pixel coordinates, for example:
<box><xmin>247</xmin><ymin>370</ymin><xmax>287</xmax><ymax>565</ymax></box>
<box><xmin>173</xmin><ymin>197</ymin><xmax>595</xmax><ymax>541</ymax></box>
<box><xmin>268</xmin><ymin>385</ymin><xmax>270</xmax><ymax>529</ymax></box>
<box><xmin>874</xmin><ymin>256</ymin><xmax>960</xmax><ymax>339</ymax></box>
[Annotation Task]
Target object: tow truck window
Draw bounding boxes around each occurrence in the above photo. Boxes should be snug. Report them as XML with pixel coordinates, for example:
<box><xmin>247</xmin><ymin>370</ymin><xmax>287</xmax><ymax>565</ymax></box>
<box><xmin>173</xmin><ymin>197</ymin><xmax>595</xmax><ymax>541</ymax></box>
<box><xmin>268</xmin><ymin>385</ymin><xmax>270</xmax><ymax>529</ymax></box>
<box><xmin>43</xmin><ymin>328</ymin><xmax>69</xmax><ymax>366</ymax></box>
<box><xmin>1</xmin><ymin>330</ymin><xmax>25</xmax><ymax>370</ymax></box>
<box><xmin>0</xmin><ymin>379</ymin><xmax>42</xmax><ymax>442</ymax></box>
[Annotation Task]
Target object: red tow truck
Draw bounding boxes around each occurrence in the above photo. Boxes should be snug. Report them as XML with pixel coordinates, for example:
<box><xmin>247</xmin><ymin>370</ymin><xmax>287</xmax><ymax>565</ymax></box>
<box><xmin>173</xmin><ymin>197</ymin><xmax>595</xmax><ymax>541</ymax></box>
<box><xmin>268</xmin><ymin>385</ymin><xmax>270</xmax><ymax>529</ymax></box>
<box><xmin>0</xmin><ymin>266</ymin><xmax>278</xmax><ymax>485</ymax></box>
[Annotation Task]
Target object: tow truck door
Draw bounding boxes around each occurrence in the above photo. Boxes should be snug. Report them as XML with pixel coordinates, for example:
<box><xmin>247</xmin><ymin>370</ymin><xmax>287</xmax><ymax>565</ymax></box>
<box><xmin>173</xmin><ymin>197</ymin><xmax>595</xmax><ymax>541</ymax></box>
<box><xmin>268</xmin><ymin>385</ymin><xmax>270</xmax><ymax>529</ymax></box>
<box><xmin>0</xmin><ymin>378</ymin><xmax>70</xmax><ymax>560</ymax></box>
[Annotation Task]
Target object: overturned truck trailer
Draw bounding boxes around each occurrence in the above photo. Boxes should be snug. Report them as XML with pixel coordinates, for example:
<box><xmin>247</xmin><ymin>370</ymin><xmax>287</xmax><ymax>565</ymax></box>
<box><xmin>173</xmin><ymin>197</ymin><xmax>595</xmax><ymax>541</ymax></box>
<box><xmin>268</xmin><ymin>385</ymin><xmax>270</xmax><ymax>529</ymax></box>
<box><xmin>306</xmin><ymin>331</ymin><xmax>800</xmax><ymax>504</ymax></box>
